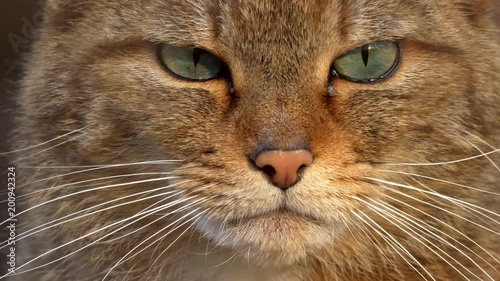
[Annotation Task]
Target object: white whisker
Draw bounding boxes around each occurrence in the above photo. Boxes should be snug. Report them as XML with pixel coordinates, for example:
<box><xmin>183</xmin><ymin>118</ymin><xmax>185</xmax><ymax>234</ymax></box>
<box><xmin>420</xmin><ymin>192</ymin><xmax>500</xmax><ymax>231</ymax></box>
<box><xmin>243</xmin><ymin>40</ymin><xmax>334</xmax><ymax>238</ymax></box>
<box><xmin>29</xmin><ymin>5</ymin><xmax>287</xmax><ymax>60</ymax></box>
<box><xmin>380</xmin><ymin>192</ymin><xmax>500</xmax><ymax>267</ymax></box>
<box><xmin>209</xmin><ymin>251</ymin><xmax>238</xmax><ymax>269</ymax></box>
<box><xmin>147</xmin><ymin>215</ymin><xmax>205</xmax><ymax>276</ymax></box>
<box><xmin>8</xmin><ymin>183</ymin><xmax>189</xmax><ymax>247</ymax></box>
<box><xmin>0</xmin><ymin>176</ymin><xmax>177</xmax><ymax>226</ymax></box>
<box><xmin>379</xmin><ymin>148</ymin><xmax>500</xmax><ymax>167</ymax></box>
<box><xmin>407</xmin><ymin>178</ymin><xmax>495</xmax><ymax>227</ymax></box>
<box><xmin>353</xmin><ymin>211</ymin><xmax>434</xmax><ymax>281</ymax></box>
<box><xmin>0</xmin><ymin>172</ymin><xmax>172</xmax><ymax>204</ymax></box>
<box><xmin>19</xmin><ymin>159</ymin><xmax>182</xmax><ymax>170</ymax></box>
<box><xmin>343</xmin><ymin>215</ymin><xmax>400</xmax><ymax>274</ymax></box>
<box><xmin>15</xmin><ymin>134</ymin><xmax>84</xmax><ymax>162</ymax></box>
<box><xmin>356</xmin><ymin>198</ymin><xmax>474</xmax><ymax>280</ymax></box>
<box><xmin>18</xmin><ymin>160</ymin><xmax>179</xmax><ymax>188</ymax></box>
<box><xmin>374</xmin><ymin>172</ymin><xmax>500</xmax><ymax>226</ymax></box>
<box><xmin>0</xmin><ymin>127</ymin><xmax>87</xmax><ymax>155</ymax></box>
<box><xmin>463</xmin><ymin>138</ymin><xmax>500</xmax><ymax>173</ymax></box>
<box><xmin>377</xmin><ymin>170</ymin><xmax>500</xmax><ymax>196</ymax></box>
<box><xmin>371</xmin><ymin>197</ymin><xmax>499</xmax><ymax>277</ymax></box>
<box><xmin>99</xmin><ymin>187</ymin><xmax>214</xmax><ymax>244</ymax></box>
<box><xmin>4</xmin><ymin>196</ymin><xmax>206</xmax><ymax>278</ymax></box>
<box><xmin>372</xmin><ymin>183</ymin><xmax>500</xmax><ymax>236</ymax></box>
<box><xmin>365</xmin><ymin>177</ymin><xmax>500</xmax><ymax>225</ymax></box>
<box><xmin>101</xmin><ymin>203</ymin><xmax>210</xmax><ymax>281</ymax></box>
<box><xmin>356</xmin><ymin>198</ymin><xmax>475</xmax><ymax>279</ymax></box>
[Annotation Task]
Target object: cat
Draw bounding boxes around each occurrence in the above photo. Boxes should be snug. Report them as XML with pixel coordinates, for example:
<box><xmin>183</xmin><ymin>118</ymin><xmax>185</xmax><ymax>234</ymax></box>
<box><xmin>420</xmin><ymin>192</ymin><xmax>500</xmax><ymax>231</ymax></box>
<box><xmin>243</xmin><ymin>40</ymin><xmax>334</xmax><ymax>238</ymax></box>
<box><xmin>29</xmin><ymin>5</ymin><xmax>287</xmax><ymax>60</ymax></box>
<box><xmin>2</xmin><ymin>0</ymin><xmax>499</xmax><ymax>280</ymax></box>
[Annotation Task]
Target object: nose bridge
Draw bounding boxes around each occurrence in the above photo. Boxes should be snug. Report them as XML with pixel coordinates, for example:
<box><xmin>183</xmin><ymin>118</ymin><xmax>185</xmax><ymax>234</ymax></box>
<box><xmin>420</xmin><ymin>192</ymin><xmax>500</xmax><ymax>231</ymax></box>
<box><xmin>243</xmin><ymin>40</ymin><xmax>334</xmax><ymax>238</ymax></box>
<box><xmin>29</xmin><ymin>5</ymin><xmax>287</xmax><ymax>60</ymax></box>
<box><xmin>232</xmin><ymin>47</ymin><xmax>322</xmax><ymax>154</ymax></box>
<box><xmin>259</xmin><ymin>107</ymin><xmax>307</xmax><ymax>148</ymax></box>
<box><xmin>239</xmin><ymin>85</ymin><xmax>311</xmax><ymax>152</ymax></box>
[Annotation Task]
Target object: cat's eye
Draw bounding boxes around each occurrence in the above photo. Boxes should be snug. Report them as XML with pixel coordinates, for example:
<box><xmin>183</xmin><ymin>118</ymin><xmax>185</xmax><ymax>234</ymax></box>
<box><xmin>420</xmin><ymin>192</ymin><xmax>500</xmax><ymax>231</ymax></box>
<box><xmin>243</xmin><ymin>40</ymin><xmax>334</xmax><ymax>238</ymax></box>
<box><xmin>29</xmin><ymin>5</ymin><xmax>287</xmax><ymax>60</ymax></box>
<box><xmin>332</xmin><ymin>42</ymin><xmax>400</xmax><ymax>83</ymax></box>
<box><xmin>158</xmin><ymin>44</ymin><xmax>224</xmax><ymax>81</ymax></box>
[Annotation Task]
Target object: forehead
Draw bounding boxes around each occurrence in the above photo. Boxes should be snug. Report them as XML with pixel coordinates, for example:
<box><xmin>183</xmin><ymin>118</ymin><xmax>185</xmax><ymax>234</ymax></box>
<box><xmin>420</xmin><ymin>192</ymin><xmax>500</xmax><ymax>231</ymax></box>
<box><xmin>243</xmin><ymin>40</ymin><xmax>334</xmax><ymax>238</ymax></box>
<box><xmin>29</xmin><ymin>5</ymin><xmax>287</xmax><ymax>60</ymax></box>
<box><xmin>148</xmin><ymin>0</ymin><xmax>418</xmax><ymax>47</ymax></box>
<box><xmin>56</xmin><ymin>0</ymin><xmax>473</xmax><ymax>48</ymax></box>
<box><xmin>71</xmin><ymin>0</ymin><xmax>464</xmax><ymax>53</ymax></box>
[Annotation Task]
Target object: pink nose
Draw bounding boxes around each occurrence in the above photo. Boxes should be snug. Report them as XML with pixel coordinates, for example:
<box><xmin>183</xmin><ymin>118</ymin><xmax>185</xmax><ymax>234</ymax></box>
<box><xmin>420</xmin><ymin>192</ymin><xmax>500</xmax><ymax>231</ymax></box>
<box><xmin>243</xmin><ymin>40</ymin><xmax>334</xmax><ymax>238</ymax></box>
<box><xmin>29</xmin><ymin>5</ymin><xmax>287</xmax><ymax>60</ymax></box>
<box><xmin>255</xmin><ymin>150</ymin><xmax>313</xmax><ymax>190</ymax></box>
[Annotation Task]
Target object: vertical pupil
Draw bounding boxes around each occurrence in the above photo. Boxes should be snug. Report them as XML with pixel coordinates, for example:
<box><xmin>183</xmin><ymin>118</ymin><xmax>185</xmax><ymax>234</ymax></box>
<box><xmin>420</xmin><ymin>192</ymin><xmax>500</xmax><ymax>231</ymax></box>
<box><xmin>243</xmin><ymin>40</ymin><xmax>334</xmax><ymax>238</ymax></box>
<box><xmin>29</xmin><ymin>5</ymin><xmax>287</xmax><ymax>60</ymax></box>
<box><xmin>193</xmin><ymin>49</ymin><xmax>203</xmax><ymax>66</ymax></box>
<box><xmin>361</xmin><ymin>45</ymin><xmax>369</xmax><ymax>67</ymax></box>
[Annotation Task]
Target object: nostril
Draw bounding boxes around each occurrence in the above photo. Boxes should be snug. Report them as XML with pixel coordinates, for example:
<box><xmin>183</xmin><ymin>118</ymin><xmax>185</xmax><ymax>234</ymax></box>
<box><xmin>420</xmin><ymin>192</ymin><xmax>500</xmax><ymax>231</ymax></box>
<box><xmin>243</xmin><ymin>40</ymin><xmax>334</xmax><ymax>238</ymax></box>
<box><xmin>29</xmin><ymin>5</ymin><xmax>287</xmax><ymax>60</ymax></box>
<box><xmin>297</xmin><ymin>164</ymin><xmax>307</xmax><ymax>173</ymax></box>
<box><xmin>261</xmin><ymin>165</ymin><xmax>276</xmax><ymax>177</ymax></box>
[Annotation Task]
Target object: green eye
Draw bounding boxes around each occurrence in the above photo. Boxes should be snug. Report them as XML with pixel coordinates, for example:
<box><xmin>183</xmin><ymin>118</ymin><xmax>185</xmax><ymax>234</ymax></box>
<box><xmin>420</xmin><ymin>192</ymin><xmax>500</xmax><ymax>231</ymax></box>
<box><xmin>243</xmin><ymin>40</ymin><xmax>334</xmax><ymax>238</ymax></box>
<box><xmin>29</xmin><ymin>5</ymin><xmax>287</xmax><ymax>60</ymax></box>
<box><xmin>158</xmin><ymin>44</ymin><xmax>223</xmax><ymax>81</ymax></box>
<box><xmin>333</xmin><ymin>42</ymin><xmax>400</xmax><ymax>82</ymax></box>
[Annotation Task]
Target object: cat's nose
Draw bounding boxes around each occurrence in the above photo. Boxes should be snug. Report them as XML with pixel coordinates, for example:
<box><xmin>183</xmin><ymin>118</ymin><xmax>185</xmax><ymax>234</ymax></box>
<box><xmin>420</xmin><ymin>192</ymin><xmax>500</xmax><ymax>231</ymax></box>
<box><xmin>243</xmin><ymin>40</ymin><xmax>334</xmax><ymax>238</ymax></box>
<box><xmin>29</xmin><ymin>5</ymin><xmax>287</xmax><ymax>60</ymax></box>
<box><xmin>254</xmin><ymin>150</ymin><xmax>313</xmax><ymax>190</ymax></box>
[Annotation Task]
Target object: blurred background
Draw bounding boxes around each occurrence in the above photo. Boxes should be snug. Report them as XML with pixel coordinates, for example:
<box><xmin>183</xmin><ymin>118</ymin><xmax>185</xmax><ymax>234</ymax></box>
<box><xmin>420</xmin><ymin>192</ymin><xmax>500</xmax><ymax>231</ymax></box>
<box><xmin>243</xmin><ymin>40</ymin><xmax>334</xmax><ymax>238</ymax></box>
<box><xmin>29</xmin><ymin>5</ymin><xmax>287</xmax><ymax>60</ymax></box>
<box><xmin>1</xmin><ymin>1</ymin><xmax>42</xmax><ymax>154</ymax></box>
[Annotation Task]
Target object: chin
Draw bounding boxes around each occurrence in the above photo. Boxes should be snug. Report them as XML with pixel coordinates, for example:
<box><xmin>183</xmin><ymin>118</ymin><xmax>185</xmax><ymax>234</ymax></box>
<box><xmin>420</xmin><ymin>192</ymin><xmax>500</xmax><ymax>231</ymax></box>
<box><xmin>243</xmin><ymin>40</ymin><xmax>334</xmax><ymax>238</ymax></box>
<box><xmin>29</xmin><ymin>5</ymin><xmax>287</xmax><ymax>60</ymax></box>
<box><xmin>196</xmin><ymin>211</ymin><xmax>339</xmax><ymax>267</ymax></box>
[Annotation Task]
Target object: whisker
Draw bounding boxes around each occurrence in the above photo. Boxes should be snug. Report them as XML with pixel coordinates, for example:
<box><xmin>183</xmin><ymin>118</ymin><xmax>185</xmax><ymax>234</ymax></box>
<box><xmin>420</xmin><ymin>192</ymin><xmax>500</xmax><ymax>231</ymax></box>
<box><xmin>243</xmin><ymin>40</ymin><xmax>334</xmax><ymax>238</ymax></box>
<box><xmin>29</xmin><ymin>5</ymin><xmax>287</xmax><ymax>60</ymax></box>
<box><xmin>376</xmin><ymin>170</ymin><xmax>500</xmax><ymax>196</ymax></box>
<box><xmin>412</xmin><ymin>177</ymin><xmax>500</xmax><ymax>228</ymax></box>
<box><xmin>18</xmin><ymin>160</ymin><xmax>179</xmax><ymax>188</ymax></box>
<box><xmin>373</xmin><ymin>172</ymin><xmax>500</xmax><ymax>227</ymax></box>
<box><xmin>371</xmin><ymin>183</ymin><xmax>500</xmax><ymax>236</ymax></box>
<box><xmin>3</xmin><ymin>196</ymin><xmax>206</xmax><ymax>279</ymax></box>
<box><xmin>15</xmin><ymin>134</ymin><xmax>84</xmax><ymax>162</ymax></box>
<box><xmin>0</xmin><ymin>127</ymin><xmax>87</xmax><ymax>156</ymax></box>
<box><xmin>463</xmin><ymin>138</ymin><xmax>500</xmax><ymax>173</ymax></box>
<box><xmin>342</xmin><ymin>215</ymin><xmax>400</xmax><ymax>274</ymax></box>
<box><xmin>0</xmin><ymin>172</ymin><xmax>172</xmax><ymax>204</ymax></box>
<box><xmin>209</xmin><ymin>251</ymin><xmax>238</xmax><ymax>269</ymax></box>
<box><xmin>377</xmin><ymin>148</ymin><xmax>500</xmax><ymax>167</ymax></box>
<box><xmin>147</xmin><ymin>215</ymin><xmax>205</xmax><ymax>277</ymax></box>
<box><xmin>407</xmin><ymin>177</ymin><xmax>495</xmax><ymax>227</ymax></box>
<box><xmin>358</xmin><ymin>198</ymin><xmax>476</xmax><ymax>280</ymax></box>
<box><xmin>365</xmin><ymin>177</ymin><xmax>500</xmax><ymax>225</ymax></box>
<box><xmin>19</xmin><ymin>160</ymin><xmax>182</xmax><ymax>170</ymax></box>
<box><xmin>0</xmin><ymin>176</ymin><xmax>177</xmax><ymax>226</ymax></box>
<box><xmin>99</xmin><ymin>186</ymin><xmax>214</xmax><ymax>244</ymax></box>
<box><xmin>459</xmin><ymin>127</ymin><xmax>500</xmax><ymax>153</ymax></box>
<box><xmin>380</xmin><ymin>192</ymin><xmax>500</xmax><ymax>267</ymax></box>
<box><xmin>355</xmin><ymin>197</ymin><xmax>495</xmax><ymax>281</ymax></box>
<box><xmin>101</xmin><ymin>204</ymin><xmax>210</xmax><ymax>281</ymax></box>
<box><xmin>7</xmin><ymin>183</ymin><xmax>190</xmax><ymax>247</ymax></box>
<box><xmin>353</xmin><ymin>211</ymin><xmax>434</xmax><ymax>281</ymax></box>
<box><xmin>371</xmin><ymin>197</ymin><xmax>499</xmax><ymax>277</ymax></box>
<box><xmin>109</xmin><ymin>196</ymin><xmax>212</xmax><ymax>264</ymax></box>
<box><xmin>463</xmin><ymin>133</ymin><xmax>498</xmax><ymax>151</ymax></box>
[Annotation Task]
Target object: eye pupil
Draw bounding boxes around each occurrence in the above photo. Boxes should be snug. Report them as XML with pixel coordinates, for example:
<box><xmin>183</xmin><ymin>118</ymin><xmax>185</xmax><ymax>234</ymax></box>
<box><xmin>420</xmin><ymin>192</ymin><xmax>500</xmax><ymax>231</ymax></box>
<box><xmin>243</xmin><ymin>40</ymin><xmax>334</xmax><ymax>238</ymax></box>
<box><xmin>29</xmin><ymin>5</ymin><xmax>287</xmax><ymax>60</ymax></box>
<box><xmin>192</xmin><ymin>49</ymin><xmax>203</xmax><ymax>67</ymax></box>
<box><xmin>361</xmin><ymin>45</ymin><xmax>369</xmax><ymax>67</ymax></box>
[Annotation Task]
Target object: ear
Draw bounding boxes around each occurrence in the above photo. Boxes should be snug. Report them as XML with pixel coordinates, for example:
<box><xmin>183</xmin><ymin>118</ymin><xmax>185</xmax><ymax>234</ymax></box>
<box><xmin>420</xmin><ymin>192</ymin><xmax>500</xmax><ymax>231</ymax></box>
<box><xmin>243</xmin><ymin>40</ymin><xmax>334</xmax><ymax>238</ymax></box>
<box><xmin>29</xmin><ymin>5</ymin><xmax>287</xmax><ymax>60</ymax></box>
<box><xmin>454</xmin><ymin>0</ymin><xmax>495</xmax><ymax>26</ymax></box>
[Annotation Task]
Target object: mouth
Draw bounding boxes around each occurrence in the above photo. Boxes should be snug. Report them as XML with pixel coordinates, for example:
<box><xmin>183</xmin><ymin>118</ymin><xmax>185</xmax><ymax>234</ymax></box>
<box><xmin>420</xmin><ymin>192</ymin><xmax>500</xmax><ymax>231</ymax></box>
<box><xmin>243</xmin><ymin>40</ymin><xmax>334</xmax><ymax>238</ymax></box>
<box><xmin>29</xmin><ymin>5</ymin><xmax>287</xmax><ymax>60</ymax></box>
<box><xmin>194</xmin><ymin>203</ymin><xmax>341</xmax><ymax>266</ymax></box>
<box><xmin>202</xmin><ymin>206</ymin><xmax>337</xmax><ymax>266</ymax></box>
<box><xmin>227</xmin><ymin>207</ymin><xmax>324</xmax><ymax>227</ymax></box>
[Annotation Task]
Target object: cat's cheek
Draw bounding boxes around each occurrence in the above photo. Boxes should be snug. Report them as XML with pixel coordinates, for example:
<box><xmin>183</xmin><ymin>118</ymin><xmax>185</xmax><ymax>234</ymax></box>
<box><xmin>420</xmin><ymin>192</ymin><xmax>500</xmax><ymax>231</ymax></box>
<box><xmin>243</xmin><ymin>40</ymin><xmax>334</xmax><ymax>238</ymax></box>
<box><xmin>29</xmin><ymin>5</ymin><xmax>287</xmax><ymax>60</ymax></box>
<box><xmin>326</xmin><ymin>42</ymin><xmax>472</xmax><ymax>164</ymax></box>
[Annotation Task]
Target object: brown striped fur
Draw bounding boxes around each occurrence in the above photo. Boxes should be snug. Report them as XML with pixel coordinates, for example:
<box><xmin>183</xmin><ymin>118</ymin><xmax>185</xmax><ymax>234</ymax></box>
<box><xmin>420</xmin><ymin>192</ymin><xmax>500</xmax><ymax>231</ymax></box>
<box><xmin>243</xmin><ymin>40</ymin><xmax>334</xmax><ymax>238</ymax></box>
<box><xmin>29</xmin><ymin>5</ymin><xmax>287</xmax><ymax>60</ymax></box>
<box><xmin>10</xmin><ymin>0</ymin><xmax>500</xmax><ymax>280</ymax></box>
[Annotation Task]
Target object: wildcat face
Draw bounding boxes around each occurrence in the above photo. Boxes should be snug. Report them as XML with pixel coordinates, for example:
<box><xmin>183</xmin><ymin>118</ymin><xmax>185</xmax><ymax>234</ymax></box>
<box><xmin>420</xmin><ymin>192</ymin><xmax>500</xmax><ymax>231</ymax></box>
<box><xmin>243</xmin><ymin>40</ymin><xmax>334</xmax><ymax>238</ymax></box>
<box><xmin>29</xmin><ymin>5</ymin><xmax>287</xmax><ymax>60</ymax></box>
<box><xmin>8</xmin><ymin>0</ymin><xmax>499</xmax><ymax>280</ymax></box>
